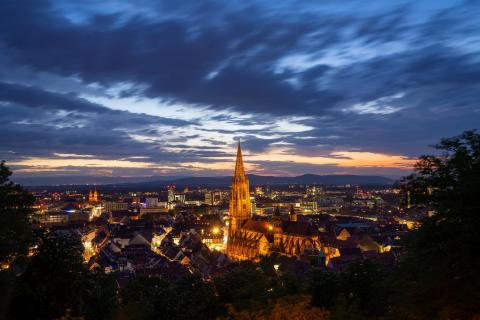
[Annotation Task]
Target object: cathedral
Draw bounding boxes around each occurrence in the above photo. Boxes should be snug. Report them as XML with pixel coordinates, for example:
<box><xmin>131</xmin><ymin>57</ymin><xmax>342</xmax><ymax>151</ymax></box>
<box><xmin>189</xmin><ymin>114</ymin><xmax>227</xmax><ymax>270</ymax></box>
<box><xmin>226</xmin><ymin>143</ymin><xmax>322</xmax><ymax>261</ymax></box>
<box><xmin>88</xmin><ymin>189</ymin><xmax>98</xmax><ymax>203</ymax></box>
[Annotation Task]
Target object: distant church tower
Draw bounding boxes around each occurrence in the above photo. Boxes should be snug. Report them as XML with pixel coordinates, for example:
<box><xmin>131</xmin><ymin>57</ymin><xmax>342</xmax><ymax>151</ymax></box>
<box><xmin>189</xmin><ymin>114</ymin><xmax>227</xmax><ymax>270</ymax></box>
<box><xmin>227</xmin><ymin>142</ymin><xmax>251</xmax><ymax>256</ymax></box>
<box><xmin>88</xmin><ymin>188</ymin><xmax>98</xmax><ymax>203</ymax></box>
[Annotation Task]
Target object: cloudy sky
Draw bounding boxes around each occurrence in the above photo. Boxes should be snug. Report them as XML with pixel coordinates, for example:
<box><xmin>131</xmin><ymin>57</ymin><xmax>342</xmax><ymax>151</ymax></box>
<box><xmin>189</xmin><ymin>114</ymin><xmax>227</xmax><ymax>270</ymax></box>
<box><xmin>0</xmin><ymin>0</ymin><xmax>479</xmax><ymax>182</ymax></box>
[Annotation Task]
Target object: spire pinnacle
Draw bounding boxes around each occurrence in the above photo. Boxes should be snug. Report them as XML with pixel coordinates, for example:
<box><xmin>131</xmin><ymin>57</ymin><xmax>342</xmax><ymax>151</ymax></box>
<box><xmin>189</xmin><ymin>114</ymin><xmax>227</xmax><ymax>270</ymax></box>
<box><xmin>234</xmin><ymin>141</ymin><xmax>245</xmax><ymax>177</ymax></box>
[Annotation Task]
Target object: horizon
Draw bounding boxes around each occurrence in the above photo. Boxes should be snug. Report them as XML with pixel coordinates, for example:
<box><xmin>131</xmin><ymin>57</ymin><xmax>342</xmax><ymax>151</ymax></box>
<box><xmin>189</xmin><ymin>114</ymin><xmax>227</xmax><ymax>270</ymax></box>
<box><xmin>1</xmin><ymin>1</ymin><xmax>479</xmax><ymax>183</ymax></box>
<box><xmin>12</xmin><ymin>172</ymin><xmax>397</xmax><ymax>187</ymax></box>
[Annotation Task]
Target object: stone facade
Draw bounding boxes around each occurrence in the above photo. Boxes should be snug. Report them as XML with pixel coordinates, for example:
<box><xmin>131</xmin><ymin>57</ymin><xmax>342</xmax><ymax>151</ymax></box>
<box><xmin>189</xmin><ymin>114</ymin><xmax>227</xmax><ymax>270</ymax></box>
<box><xmin>226</xmin><ymin>143</ymin><xmax>321</xmax><ymax>261</ymax></box>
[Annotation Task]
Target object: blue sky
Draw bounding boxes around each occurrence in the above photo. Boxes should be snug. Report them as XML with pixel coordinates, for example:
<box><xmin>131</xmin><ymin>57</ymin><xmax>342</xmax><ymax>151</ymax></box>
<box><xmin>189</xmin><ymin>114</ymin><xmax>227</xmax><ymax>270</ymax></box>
<box><xmin>0</xmin><ymin>0</ymin><xmax>479</xmax><ymax>181</ymax></box>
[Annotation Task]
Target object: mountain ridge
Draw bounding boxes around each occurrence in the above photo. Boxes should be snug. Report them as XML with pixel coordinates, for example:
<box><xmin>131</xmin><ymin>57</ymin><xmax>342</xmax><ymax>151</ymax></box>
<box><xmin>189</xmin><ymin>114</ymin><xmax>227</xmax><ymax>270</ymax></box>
<box><xmin>21</xmin><ymin>174</ymin><xmax>395</xmax><ymax>190</ymax></box>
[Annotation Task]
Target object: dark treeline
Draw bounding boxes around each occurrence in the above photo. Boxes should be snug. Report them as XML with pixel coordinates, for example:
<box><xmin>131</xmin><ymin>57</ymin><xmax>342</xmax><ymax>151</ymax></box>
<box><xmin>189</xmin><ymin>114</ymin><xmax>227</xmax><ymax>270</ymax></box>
<box><xmin>1</xmin><ymin>130</ymin><xmax>479</xmax><ymax>319</ymax></box>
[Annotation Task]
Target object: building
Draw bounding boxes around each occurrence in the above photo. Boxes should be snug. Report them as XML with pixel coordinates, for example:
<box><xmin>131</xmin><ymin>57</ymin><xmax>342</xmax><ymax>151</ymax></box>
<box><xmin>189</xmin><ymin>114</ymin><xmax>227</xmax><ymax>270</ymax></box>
<box><xmin>201</xmin><ymin>226</ymin><xmax>224</xmax><ymax>251</ymax></box>
<box><xmin>88</xmin><ymin>189</ymin><xmax>98</xmax><ymax>203</ymax></box>
<box><xmin>306</xmin><ymin>185</ymin><xmax>320</xmax><ymax>196</ymax></box>
<box><xmin>204</xmin><ymin>191</ymin><xmax>225</xmax><ymax>205</ymax></box>
<box><xmin>300</xmin><ymin>201</ymin><xmax>318</xmax><ymax>214</ymax></box>
<box><xmin>249</xmin><ymin>196</ymin><xmax>256</xmax><ymax>215</ymax></box>
<box><xmin>36</xmin><ymin>211</ymin><xmax>69</xmax><ymax>226</ymax></box>
<box><xmin>104</xmin><ymin>202</ymin><xmax>129</xmax><ymax>212</ymax></box>
<box><xmin>139</xmin><ymin>207</ymin><xmax>169</xmax><ymax>215</ymax></box>
<box><xmin>173</xmin><ymin>194</ymin><xmax>186</xmax><ymax>204</ymax></box>
<box><xmin>226</xmin><ymin>143</ymin><xmax>322</xmax><ymax>261</ymax></box>
<box><xmin>167</xmin><ymin>187</ymin><xmax>175</xmax><ymax>203</ymax></box>
<box><xmin>167</xmin><ymin>187</ymin><xmax>186</xmax><ymax>207</ymax></box>
<box><xmin>146</xmin><ymin>197</ymin><xmax>159</xmax><ymax>208</ymax></box>
<box><xmin>255</xmin><ymin>186</ymin><xmax>264</xmax><ymax>196</ymax></box>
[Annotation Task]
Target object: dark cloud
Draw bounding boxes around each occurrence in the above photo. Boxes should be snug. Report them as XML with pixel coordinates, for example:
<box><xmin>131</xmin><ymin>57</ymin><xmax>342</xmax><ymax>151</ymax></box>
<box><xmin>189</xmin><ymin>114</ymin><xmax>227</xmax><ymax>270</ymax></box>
<box><xmin>0</xmin><ymin>0</ymin><xmax>350</xmax><ymax>115</ymax></box>
<box><xmin>0</xmin><ymin>82</ymin><xmax>214</xmax><ymax>164</ymax></box>
<box><xmin>0</xmin><ymin>0</ymin><xmax>478</xmax><ymax>179</ymax></box>
<box><xmin>1</xmin><ymin>1</ymin><xmax>476</xmax><ymax>117</ymax></box>
<box><xmin>0</xmin><ymin>82</ymin><xmax>191</xmax><ymax>127</ymax></box>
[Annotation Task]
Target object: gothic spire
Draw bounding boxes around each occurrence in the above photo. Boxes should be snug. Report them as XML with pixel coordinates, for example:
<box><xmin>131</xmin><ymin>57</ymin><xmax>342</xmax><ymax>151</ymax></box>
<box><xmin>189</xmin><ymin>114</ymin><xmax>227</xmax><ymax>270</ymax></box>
<box><xmin>234</xmin><ymin>142</ymin><xmax>246</xmax><ymax>177</ymax></box>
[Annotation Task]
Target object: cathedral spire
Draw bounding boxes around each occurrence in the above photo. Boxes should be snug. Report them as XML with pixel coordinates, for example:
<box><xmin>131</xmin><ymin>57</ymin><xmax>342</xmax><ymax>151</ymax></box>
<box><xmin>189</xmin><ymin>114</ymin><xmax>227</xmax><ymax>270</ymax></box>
<box><xmin>227</xmin><ymin>140</ymin><xmax>251</xmax><ymax>258</ymax></box>
<box><xmin>234</xmin><ymin>142</ymin><xmax>245</xmax><ymax>178</ymax></box>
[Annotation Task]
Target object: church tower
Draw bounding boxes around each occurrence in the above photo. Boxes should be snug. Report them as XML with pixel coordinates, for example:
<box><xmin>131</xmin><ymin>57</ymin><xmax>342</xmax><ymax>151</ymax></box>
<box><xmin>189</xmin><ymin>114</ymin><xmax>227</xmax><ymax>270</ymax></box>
<box><xmin>227</xmin><ymin>142</ymin><xmax>251</xmax><ymax>255</ymax></box>
<box><xmin>88</xmin><ymin>189</ymin><xmax>99</xmax><ymax>203</ymax></box>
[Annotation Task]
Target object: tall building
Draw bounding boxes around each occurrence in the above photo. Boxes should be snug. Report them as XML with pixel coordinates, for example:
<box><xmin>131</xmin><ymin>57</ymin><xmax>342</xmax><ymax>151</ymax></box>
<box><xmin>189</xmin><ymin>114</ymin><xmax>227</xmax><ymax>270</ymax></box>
<box><xmin>228</xmin><ymin>142</ymin><xmax>251</xmax><ymax>234</ymax></box>
<box><xmin>227</xmin><ymin>143</ymin><xmax>321</xmax><ymax>261</ymax></box>
<box><xmin>167</xmin><ymin>186</ymin><xmax>175</xmax><ymax>203</ymax></box>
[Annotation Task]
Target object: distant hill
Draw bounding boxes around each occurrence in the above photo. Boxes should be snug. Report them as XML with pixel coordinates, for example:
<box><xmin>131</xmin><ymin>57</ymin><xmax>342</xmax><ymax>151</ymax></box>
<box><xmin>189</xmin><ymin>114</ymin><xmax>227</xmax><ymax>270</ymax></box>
<box><xmin>13</xmin><ymin>175</ymin><xmax>181</xmax><ymax>186</ymax></box>
<box><xmin>23</xmin><ymin>174</ymin><xmax>394</xmax><ymax>191</ymax></box>
<box><xmin>144</xmin><ymin>174</ymin><xmax>394</xmax><ymax>188</ymax></box>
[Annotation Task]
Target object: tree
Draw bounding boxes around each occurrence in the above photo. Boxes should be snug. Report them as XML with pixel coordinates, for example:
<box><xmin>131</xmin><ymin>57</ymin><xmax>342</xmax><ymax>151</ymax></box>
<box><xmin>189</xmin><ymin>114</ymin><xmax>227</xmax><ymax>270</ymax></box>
<box><xmin>81</xmin><ymin>272</ymin><xmax>117</xmax><ymax>320</ymax></box>
<box><xmin>173</xmin><ymin>273</ymin><xmax>222</xmax><ymax>320</ymax></box>
<box><xmin>0</xmin><ymin>161</ymin><xmax>34</xmax><ymax>320</ymax></box>
<box><xmin>338</xmin><ymin>260</ymin><xmax>387</xmax><ymax>318</ymax></box>
<box><xmin>9</xmin><ymin>231</ymin><xmax>116</xmax><ymax>320</ymax></box>
<box><xmin>119</xmin><ymin>273</ymin><xmax>222</xmax><ymax>320</ymax></box>
<box><xmin>330</xmin><ymin>295</ymin><xmax>367</xmax><ymax>320</ymax></box>
<box><xmin>0</xmin><ymin>161</ymin><xmax>34</xmax><ymax>267</ymax></box>
<box><xmin>214</xmin><ymin>261</ymin><xmax>271</xmax><ymax>311</ymax></box>
<box><xmin>120</xmin><ymin>276</ymin><xmax>178</xmax><ymax>320</ymax></box>
<box><xmin>303</xmin><ymin>268</ymin><xmax>339</xmax><ymax>309</ymax></box>
<box><xmin>225</xmin><ymin>295</ymin><xmax>329</xmax><ymax>320</ymax></box>
<box><xmin>394</xmin><ymin>130</ymin><xmax>480</xmax><ymax>319</ymax></box>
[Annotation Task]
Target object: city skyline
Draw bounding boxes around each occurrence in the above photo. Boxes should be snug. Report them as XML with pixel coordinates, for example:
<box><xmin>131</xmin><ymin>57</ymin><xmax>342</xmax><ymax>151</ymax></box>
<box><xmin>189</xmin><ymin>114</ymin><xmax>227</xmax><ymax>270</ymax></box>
<box><xmin>1</xmin><ymin>0</ymin><xmax>479</xmax><ymax>182</ymax></box>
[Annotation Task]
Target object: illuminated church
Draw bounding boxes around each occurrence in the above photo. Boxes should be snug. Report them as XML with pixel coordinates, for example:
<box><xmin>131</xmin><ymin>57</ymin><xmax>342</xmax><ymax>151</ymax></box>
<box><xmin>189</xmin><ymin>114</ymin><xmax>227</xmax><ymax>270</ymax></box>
<box><xmin>88</xmin><ymin>189</ymin><xmax>98</xmax><ymax>203</ymax></box>
<box><xmin>226</xmin><ymin>143</ymin><xmax>321</xmax><ymax>261</ymax></box>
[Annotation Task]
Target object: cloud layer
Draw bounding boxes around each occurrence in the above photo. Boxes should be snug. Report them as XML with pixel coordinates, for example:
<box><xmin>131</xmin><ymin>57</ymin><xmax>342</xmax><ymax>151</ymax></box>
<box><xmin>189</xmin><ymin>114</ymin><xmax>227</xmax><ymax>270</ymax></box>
<box><xmin>0</xmin><ymin>0</ymin><xmax>479</xmax><ymax>181</ymax></box>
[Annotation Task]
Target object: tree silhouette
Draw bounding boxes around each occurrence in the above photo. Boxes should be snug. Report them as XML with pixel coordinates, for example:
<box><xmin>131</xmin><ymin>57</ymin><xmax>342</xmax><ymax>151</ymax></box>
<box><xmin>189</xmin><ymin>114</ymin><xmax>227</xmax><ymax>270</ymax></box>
<box><xmin>0</xmin><ymin>161</ymin><xmax>34</xmax><ymax>266</ymax></box>
<box><xmin>394</xmin><ymin>130</ymin><xmax>480</xmax><ymax>319</ymax></box>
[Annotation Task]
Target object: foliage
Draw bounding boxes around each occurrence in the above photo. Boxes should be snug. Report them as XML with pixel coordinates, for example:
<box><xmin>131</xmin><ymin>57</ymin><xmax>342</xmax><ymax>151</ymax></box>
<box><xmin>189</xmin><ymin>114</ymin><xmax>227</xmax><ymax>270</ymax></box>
<box><xmin>225</xmin><ymin>295</ymin><xmax>329</xmax><ymax>320</ymax></box>
<box><xmin>0</xmin><ymin>161</ymin><xmax>34</xmax><ymax>266</ymax></box>
<box><xmin>330</xmin><ymin>295</ymin><xmax>367</xmax><ymax>320</ymax></box>
<box><xmin>0</xmin><ymin>161</ymin><xmax>35</xmax><ymax>320</ymax></box>
<box><xmin>338</xmin><ymin>260</ymin><xmax>387</xmax><ymax>318</ymax></box>
<box><xmin>0</xmin><ymin>270</ymin><xmax>15</xmax><ymax>320</ymax></box>
<box><xmin>119</xmin><ymin>273</ymin><xmax>221</xmax><ymax>320</ymax></box>
<box><xmin>214</xmin><ymin>261</ymin><xmax>271</xmax><ymax>311</ymax></box>
<box><xmin>303</xmin><ymin>268</ymin><xmax>339</xmax><ymax>309</ymax></box>
<box><xmin>302</xmin><ymin>261</ymin><xmax>387</xmax><ymax>319</ymax></box>
<box><xmin>174</xmin><ymin>273</ymin><xmax>222</xmax><ymax>319</ymax></box>
<box><xmin>120</xmin><ymin>276</ymin><xmax>178</xmax><ymax>320</ymax></box>
<box><xmin>9</xmin><ymin>231</ymin><xmax>116</xmax><ymax>320</ymax></box>
<box><xmin>82</xmin><ymin>272</ymin><xmax>118</xmax><ymax>320</ymax></box>
<box><xmin>395</xmin><ymin>130</ymin><xmax>480</xmax><ymax>319</ymax></box>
